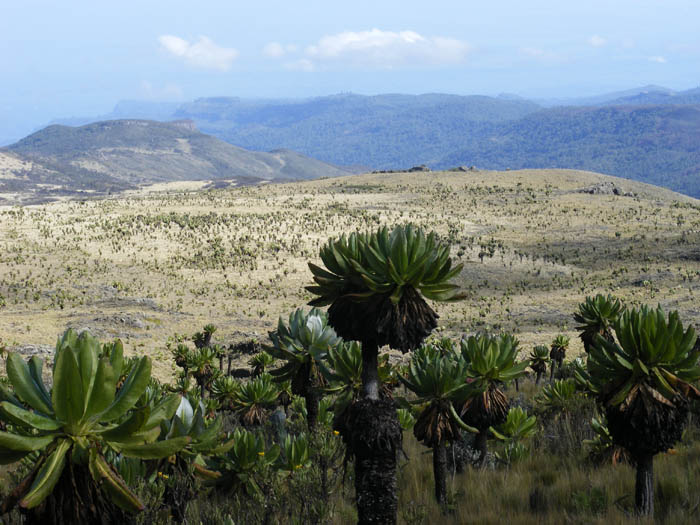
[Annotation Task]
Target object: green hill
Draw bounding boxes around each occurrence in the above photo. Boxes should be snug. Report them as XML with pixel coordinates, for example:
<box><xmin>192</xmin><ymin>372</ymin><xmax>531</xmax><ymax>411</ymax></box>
<box><xmin>0</xmin><ymin>119</ymin><xmax>355</xmax><ymax>203</ymax></box>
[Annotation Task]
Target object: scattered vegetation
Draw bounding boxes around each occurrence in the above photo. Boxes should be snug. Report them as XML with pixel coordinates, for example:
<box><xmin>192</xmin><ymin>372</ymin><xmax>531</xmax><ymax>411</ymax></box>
<box><xmin>0</xmin><ymin>169</ymin><xmax>699</xmax><ymax>523</ymax></box>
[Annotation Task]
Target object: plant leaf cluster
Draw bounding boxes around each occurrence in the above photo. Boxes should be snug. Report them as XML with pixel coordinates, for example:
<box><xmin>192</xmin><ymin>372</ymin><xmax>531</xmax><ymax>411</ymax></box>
<box><xmin>0</xmin><ymin>329</ymin><xmax>189</xmax><ymax>513</ymax></box>
<box><xmin>307</xmin><ymin>224</ymin><xmax>464</xmax><ymax>306</ymax></box>
<box><xmin>574</xmin><ymin>294</ymin><xmax>624</xmax><ymax>352</ymax></box>
<box><xmin>267</xmin><ymin>308</ymin><xmax>340</xmax><ymax>394</ymax></box>
<box><xmin>586</xmin><ymin>306</ymin><xmax>700</xmax><ymax>410</ymax></box>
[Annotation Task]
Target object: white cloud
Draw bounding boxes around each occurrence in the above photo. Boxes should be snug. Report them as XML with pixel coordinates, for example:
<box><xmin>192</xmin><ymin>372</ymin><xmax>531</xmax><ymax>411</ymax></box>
<box><xmin>649</xmin><ymin>55</ymin><xmax>667</xmax><ymax>63</ymax></box>
<box><xmin>263</xmin><ymin>42</ymin><xmax>286</xmax><ymax>58</ymax></box>
<box><xmin>158</xmin><ymin>35</ymin><xmax>239</xmax><ymax>71</ymax></box>
<box><xmin>302</xmin><ymin>29</ymin><xmax>471</xmax><ymax>69</ymax></box>
<box><xmin>588</xmin><ymin>35</ymin><xmax>607</xmax><ymax>47</ymax></box>
<box><xmin>263</xmin><ymin>42</ymin><xmax>299</xmax><ymax>58</ymax></box>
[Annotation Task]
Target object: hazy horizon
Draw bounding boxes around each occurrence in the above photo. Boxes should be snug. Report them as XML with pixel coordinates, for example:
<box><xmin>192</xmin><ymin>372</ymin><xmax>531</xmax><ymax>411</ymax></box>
<box><xmin>2</xmin><ymin>0</ymin><xmax>699</xmax><ymax>144</ymax></box>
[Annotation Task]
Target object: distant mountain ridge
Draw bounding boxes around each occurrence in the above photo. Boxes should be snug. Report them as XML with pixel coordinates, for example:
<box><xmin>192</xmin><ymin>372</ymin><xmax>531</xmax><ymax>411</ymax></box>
<box><xmin>535</xmin><ymin>84</ymin><xmax>676</xmax><ymax>107</ymax></box>
<box><xmin>37</xmin><ymin>85</ymin><xmax>700</xmax><ymax>197</ymax></box>
<box><xmin>603</xmin><ymin>87</ymin><xmax>700</xmax><ymax>106</ymax></box>
<box><xmin>0</xmin><ymin>119</ymin><xmax>356</xmax><ymax>203</ymax></box>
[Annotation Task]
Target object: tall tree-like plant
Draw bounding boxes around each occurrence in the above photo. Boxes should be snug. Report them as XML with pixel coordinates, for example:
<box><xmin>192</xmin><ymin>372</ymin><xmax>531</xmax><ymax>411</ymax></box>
<box><xmin>267</xmin><ymin>308</ymin><xmax>340</xmax><ymax>429</ymax></box>
<box><xmin>574</xmin><ymin>294</ymin><xmax>624</xmax><ymax>353</ymax></box>
<box><xmin>186</xmin><ymin>347</ymin><xmax>218</xmax><ymax>397</ymax></box>
<box><xmin>210</xmin><ymin>375</ymin><xmax>239</xmax><ymax>412</ymax></box>
<box><xmin>459</xmin><ymin>334</ymin><xmax>529</xmax><ymax>466</ymax></box>
<box><xmin>249</xmin><ymin>351</ymin><xmax>275</xmax><ymax>378</ymax></box>
<box><xmin>0</xmin><ymin>329</ymin><xmax>188</xmax><ymax>524</ymax></box>
<box><xmin>528</xmin><ymin>345</ymin><xmax>550</xmax><ymax>385</ymax></box>
<box><xmin>549</xmin><ymin>335</ymin><xmax>570</xmax><ymax>381</ymax></box>
<box><xmin>586</xmin><ymin>306</ymin><xmax>700</xmax><ymax>516</ymax></box>
<box><xmin>307</xmin><ymin>224</ymin><xmax>464</xmax><ymax>524</ymax></box>
<box><xmin>193</xmin><ymin>324</ymin><xmax>216</xmax><ymax>350</ymax></box>
<box><xmin>400</xmin><ymin>344</ymin><xmax>475</xmax><ymax>504</ymax></box>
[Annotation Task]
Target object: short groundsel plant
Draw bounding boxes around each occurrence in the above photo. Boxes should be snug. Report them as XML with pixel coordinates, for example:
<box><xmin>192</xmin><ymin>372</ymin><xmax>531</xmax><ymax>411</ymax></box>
<box><xmin>0</xmin><ymin>329</ymin><xmax>189</xmax><ymax>522</ymax></box>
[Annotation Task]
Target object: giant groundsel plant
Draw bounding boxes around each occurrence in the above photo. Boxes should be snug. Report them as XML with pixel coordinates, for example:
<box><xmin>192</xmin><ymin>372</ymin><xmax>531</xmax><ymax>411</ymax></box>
<box><xmin>0</xmin><ymin>329</ymin><xmax>188</xmax><ymax>522</ymax></box>
<box><xmin>586</xmin><ymin>305</ymin><xmax>700</xmax><ymax>516</ymax></box>
<box><xmin>306</xmin><ymin>224</ymin><xmax>465</xmax><ymax>524</ymax></box>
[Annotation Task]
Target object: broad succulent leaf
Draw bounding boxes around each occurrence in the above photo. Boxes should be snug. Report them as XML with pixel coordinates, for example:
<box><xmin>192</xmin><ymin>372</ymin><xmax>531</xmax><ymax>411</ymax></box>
<box><xmin>88</xmin><ymin>448</ymin><xmax>145</xmax><ymax>513</ymax></box>
<box><xmin>490</xmin><ymin>407</ymin><xmax>537</xmax><ymax>441</ymax></box>
<box><xmin>7</xmin><ymin>353</ymin><xmax>53</xmax><ymax>415</ymax></box>
<box><xmin>19</xmin><ymin>438</ymin><xmax>71</xmax><ymax>509</ymax></box>
<box><xmin>277</xmin><ymin>434</ymin><xmax>311</xmax><ymax>473</ymax></box>
<box><xmin>0</xmin><ymin>329</ymin><xmax>188</xmax><ymax>513</ymax></box>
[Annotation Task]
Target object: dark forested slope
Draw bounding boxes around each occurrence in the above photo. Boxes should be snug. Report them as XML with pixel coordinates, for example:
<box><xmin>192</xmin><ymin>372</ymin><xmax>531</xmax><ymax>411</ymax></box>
<box><xmin>439</xmin><ymin>105</ymin><xmax>700</xmax><ymax>197</ymax></box>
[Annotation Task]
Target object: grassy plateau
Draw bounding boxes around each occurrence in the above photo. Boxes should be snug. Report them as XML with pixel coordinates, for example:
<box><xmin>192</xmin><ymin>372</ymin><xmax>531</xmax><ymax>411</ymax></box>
<box><xmin>1</xmin><ymin>168</ymin><xmax>699</xmax><ymax>523</ymax></box>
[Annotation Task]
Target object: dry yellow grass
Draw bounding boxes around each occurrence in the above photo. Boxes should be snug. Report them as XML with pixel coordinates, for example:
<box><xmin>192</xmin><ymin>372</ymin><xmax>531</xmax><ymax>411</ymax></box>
<box><xmin>0</xmin><ymin>168</ymin><xmax>698</xmax><ymax>380</ymax></box>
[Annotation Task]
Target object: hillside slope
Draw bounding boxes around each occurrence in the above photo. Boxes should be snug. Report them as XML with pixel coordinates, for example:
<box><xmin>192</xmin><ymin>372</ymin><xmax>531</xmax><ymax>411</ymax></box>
<box><xmin>0</xmin><ymin>119</ymin><xmax>355</xmax><ymax>203</ymax></box>
<box><xmin>0</xmin><ymin>168</ymin><xmax>697</xmax><ymax>380</ymax></box>
<box><xmin>439</xmin><ymin>105</ymin><xmax>700</xmax><ymax>197</ymax></box>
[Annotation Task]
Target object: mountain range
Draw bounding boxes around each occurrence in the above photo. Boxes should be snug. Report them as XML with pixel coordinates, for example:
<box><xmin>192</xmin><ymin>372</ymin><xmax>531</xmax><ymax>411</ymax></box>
<box><xmin>8</xmin><ymin>84</ymin><xmax>700</xmax><ymax>199</ymax></box>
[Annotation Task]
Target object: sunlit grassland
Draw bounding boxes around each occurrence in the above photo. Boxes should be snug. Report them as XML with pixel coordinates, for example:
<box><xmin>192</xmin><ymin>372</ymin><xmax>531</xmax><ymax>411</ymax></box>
<box><xmin>0</xmin><ymin>168</ymin><xmax>698</xmax><ymax>381</ymax></box>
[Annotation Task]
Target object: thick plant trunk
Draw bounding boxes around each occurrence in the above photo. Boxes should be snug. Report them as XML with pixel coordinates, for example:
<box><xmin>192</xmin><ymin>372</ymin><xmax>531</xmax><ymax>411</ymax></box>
<box><xmin>433</xmin><ymin>441</ymin><xmax>448</xmax><ymax>504</ymax></box>
<box><xmin>475</xmin><ymin>429</ymin><xmax>488</xmax><ymax>467</ymax></box>
<box><xmin>635</xmin><ymin>454</ymin><xmax>654</xmax><ymax>516</ymax></box>
<box><xmin>21</xmin><ymin>461</ymin><xmax>127</xmax><ymax>525</ymax></box>
<box><xmin>535</xmin><ymin>371</ymin><xmax>542</xmax><ymax>385</ymax></box>
<box><xmin>361</xmin><ymin>341</ymin><xmax>380</xmax><ymax>400</ymax></box>
<box><xmin>304</xmin><ymin>389</ymin><xmax>321</xmax><ymax>430</ymax></box>
<box><xmin>348</xmin><ymin>398</ymin><xmax>401</xmax><ymax>525</ymax></box>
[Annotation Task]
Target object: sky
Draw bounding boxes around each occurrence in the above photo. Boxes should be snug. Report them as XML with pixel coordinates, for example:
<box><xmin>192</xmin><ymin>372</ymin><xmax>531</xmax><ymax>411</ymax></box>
<box><xmin>1</xmin><ymin>0</ymin><xmax>699</xmax><ymax>144</ymax></box>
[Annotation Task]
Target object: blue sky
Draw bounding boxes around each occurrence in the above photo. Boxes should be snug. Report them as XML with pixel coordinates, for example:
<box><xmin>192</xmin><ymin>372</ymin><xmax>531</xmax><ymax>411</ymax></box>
<box><xmin>1</xmin><ymin>0</ymin><xmax>699</xmax><ymax>143</ymax></box>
